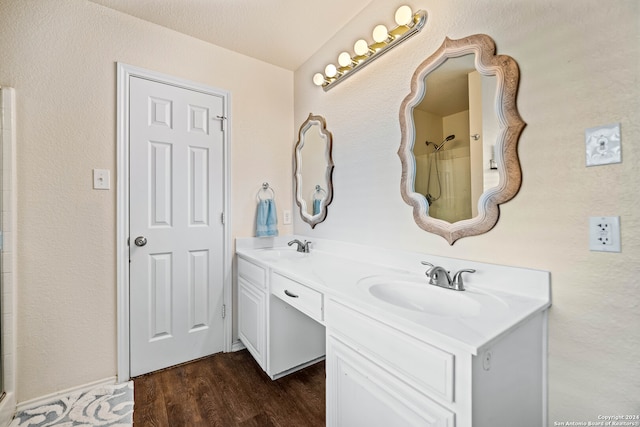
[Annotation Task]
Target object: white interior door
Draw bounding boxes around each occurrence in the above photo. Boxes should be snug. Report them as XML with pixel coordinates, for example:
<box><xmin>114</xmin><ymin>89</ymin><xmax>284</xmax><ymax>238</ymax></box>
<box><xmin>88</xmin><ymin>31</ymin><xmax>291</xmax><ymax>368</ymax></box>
<box><xmin>129</xmin><ymin>76</ymin><xmax>225</xmax><ymax>376</ymax></box>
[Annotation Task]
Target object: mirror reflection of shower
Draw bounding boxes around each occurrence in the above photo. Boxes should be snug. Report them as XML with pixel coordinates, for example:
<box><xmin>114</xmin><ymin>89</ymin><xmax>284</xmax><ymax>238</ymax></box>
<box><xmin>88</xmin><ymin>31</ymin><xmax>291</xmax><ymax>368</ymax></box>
<box><xmin>411</xmin><ymin>53</ymin><xmax>500</xmax><ymax>224</ymax></box>
<box><xmin>424</xmin><ymin>134</ymin><xmax>455</xmax><ymax>206</ymax></box>
<box><xmin>426</xmin><ymin>134</ymin><xmax>455</xmax><ymax>152</ymax></box>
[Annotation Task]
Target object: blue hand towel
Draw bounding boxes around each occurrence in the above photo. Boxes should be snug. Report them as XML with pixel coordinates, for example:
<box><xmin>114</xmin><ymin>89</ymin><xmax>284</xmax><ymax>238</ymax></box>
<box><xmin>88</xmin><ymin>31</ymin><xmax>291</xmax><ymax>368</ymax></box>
<box><xmin>256</xmin><ymin>199</ymin><xmax>278</xmax><ymax>237</ymax></box>
<box><xmin>313</xmin><ymin>198</ymin><xmax>322</xmax><ymax>216</ymax></box>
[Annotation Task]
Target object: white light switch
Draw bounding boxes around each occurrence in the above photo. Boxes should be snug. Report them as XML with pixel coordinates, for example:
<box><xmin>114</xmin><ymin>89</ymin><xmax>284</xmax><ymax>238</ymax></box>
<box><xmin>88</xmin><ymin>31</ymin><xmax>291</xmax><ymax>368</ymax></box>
<box><xmin>93</xmin><ymin>169</ymin><xmax>110</xmax><ymax>190</ymax></box>
<box><xmin>585</xmin><ymin>123</ymin><xmax>621</xmax><ymax>166</ymax></box>
<box><xmin>283</xmin><ymin>210</ymin><xmax>292</xmax><ymax>225</ymax></box>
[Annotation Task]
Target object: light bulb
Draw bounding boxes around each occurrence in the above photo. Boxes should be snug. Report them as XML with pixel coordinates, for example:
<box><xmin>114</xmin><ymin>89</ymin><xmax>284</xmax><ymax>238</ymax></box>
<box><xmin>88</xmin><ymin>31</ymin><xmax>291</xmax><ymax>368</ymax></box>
<box><xmin>394</xmin><ymin>5</ymin><xmax>413</xmax><ymax>26</ymax></box>
<box><xmin>312</xmin><ymin>73</ymin><xmax>325</xmax><ymax>86</ymax></box>
<box><xmin>372</xmin><ymin>24</ymin><xmax>389</xmax><ymax>43</ymax></box>
<box><xmin>338</xmin><ymin>51</ymin><xmax>353</xmax><ymax>67</ymax></box>
<box><xmin>354</xmin><ymin>39</ymin><xmax>370</xmax><ymax>56</ymax></box>
<box><xmin>324</xmin><ymin>64</ymin><xmax>337</xmax><ymax>78</ymax></box>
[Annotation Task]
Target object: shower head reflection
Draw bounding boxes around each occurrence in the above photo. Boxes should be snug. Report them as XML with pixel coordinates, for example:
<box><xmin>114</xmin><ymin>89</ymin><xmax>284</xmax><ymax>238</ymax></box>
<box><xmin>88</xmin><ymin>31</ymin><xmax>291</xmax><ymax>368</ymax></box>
<box><xmin>426</xmin><ymin>134</ymin><xmax>456</xmax><ymax>151</ymax></box>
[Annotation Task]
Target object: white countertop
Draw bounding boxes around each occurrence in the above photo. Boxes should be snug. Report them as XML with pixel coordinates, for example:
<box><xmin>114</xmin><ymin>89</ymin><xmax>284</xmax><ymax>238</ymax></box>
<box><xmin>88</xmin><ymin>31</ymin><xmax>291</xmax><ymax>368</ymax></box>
<box><xmin>236</xmin><ymin>236</ymin><xmax>551</xmax><ymax>355</ymax></box>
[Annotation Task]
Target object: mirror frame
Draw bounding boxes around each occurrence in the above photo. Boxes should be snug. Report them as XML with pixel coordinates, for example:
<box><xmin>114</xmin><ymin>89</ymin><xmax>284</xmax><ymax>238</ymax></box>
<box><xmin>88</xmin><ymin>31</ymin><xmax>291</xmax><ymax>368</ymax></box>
<box><xmin>294</xmin><ymin>113</ymin><xmax>335</xmax><ymax>228</ymax></box>
<box><xmin>399</xmin><ymin>34</ymin><xmax>525</xmax><ymax>244</ymax></box>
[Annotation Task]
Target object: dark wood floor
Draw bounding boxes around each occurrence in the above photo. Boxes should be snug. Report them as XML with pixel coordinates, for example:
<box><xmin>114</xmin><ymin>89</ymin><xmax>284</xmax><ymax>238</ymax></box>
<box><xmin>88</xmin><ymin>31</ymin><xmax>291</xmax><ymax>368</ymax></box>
<box><xmin>133</xmin><ymin>350</ymin><xmax>325</xmax><ymax>427</ymax></box>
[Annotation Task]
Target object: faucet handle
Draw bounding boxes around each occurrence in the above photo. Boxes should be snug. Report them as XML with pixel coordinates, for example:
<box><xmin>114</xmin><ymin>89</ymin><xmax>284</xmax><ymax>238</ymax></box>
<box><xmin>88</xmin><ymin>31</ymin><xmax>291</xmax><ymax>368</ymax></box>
<box><xmin>421</xmin><ymin>261</ymin><xmax>434</xmax><ymax>274</ymax></box>
<box><xmin>452</xmin><ymin>269</ymin><xmax>476</xmax><ymax>291</ymax></box>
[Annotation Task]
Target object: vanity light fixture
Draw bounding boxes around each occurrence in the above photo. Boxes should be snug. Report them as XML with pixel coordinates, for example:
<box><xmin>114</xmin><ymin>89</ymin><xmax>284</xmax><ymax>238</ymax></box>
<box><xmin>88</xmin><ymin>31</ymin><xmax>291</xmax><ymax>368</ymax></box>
<box><xmin>353</xmin><ymin>39</ymin><xmax>373</xmax><ymax>56</ymax></box>
<box><xmin>394</xmin><ymin>5</ymin><xmax>413</xmax><ymax>26</ymax></box>
<box><xmin>312</xmin><ymin>5</ymin><xmax>427</xmax><ymax>91</ymax></box>
<box><xmin>312</xmin><ymin>73</ymin><xmax>327</xmax><ymax>86</ymax></box>
<box><xmin>372</xmin><ymin>25</ymin><xmax>392</xmax><ymax>44</ymax></box>
<box><xmin>324</xmin><ymin>64</ymin><xmax>338</xmax><ymax>78</ymax></box>
<box><xmin>338</xmin><ymin>52</ymin><xmax>354</xmax><ymax>66</ymax></box>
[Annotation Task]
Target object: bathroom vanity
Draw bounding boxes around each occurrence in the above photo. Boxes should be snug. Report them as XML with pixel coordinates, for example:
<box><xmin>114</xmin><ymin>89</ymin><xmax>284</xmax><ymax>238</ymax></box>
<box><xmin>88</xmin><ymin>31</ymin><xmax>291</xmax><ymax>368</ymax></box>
<box><xmin>236</xmin><ymin>236</ymin><xmax>551</xmax><ymax>427</ymax></box>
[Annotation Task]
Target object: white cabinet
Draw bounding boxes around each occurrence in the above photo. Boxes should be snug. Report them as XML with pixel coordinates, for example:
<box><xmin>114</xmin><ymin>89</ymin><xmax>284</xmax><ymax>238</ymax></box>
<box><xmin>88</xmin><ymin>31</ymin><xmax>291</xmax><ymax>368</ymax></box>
<box><xmin>238</xmin><ymin>278</ymin><xmax>266</xmax><ymax>368</ymax></box>
<box><xmin>327</xmin><ymin>335</ymin><xmax>454</xmax><ymax>427</ymax></box>
<box><xmin>237</xmin><ymin>257</ymin><xmax>267</xmax><ymax>369</ymax></box>
<box><xmin>326</xmin><ymin>298</ymin><xmax>547</xmax><ymax>427</ymax></box>
<box><xmin>237</xmin><ymin>255</ymin><xmax>325</xmax><ymax>380</ymax></box>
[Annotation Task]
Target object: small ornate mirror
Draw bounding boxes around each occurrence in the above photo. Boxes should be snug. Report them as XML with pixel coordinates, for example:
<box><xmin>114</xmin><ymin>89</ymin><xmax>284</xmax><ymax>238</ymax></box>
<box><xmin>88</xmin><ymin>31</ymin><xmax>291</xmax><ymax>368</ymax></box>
<box><xmin>294</xmin><ymin>114</ymin><xmax>334</xmax><ymax>228</ymax></box>
<box><xmin>399</xmin><ymin>34</ymin><xmax>525</xmax><ymax>244</ymax></box>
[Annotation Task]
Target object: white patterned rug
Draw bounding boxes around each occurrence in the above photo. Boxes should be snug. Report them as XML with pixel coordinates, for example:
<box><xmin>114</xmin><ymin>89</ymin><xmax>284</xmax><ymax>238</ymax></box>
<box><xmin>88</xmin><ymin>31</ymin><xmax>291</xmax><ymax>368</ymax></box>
<box><xmin>10</xmin><ymin>382</ymin><xmax>134</xmax><ymax>427</ymax></box>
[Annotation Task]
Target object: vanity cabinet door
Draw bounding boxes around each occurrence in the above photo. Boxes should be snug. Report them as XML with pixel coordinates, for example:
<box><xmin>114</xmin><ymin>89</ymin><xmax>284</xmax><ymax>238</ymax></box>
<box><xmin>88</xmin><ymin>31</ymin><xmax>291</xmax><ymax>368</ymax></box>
<box><xmin>238</xmin><ymin>277</ymin><xmax>266</xmax><ymax>369</ymax></box>
<box><xmin>327</xmin><ymin>335</ymin><xmax>454</xmax><ymax>427</ymax></box>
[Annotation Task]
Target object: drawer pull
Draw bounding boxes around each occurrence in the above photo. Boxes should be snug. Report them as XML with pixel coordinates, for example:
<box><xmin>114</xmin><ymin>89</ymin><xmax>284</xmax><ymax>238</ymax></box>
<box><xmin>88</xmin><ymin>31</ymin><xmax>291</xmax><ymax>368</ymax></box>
<box><xmin>284</xmin><ymin>290</ymin><xmax>299</xmax><ymax>298</ymax></box>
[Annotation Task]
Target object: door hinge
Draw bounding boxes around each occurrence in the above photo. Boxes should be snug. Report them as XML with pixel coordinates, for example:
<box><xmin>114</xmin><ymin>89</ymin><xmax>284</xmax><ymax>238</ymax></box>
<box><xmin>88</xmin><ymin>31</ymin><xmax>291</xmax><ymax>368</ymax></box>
<box><xmin>214</xmin><ymin>115</ymin><xmax>227</xmax><ymax>132</ymax></box>
<box><xmin>222</xmin><ymin>304</ymin><xmax>226</xmax><ymax>319</ymax></box>
<box><xmin>220</xmin><ymin>212</ymin><xmax>225</xmax><ymax>224</ymax></box>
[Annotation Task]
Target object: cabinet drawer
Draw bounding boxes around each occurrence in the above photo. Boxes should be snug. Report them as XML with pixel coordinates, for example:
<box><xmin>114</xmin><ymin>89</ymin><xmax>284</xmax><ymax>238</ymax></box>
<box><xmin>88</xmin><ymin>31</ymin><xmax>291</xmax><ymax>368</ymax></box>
<box><xmin>271</xmin><ymin>272</ymin><xmax>323</xmax><ymax>322</ymax></box>
<box><xmin>238</xmin><ymin>256</ymin><xmax>266</xmax><ymax>288</ymax></box>
<box><xmin>326</xmin><ymin>299</ymin><xmax>455</xmax><ymax>403</ymax></box>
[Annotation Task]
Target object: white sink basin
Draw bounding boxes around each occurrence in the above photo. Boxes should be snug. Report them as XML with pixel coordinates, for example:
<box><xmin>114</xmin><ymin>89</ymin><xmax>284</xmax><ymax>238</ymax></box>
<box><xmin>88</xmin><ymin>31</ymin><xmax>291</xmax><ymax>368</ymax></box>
<box><xmin>255</xmin><ymin>248</ymin><xmax>308</xmax><ymax>262</ymax></box>
<box><xmin>359</xmin><ymin>274</ymin><xmax>494</xmax><ymax>317</ymax></box>
<box><xmin>369</xmin><ymin>281</ymin><xmax>481</xmax><ymax>317</ymax></box>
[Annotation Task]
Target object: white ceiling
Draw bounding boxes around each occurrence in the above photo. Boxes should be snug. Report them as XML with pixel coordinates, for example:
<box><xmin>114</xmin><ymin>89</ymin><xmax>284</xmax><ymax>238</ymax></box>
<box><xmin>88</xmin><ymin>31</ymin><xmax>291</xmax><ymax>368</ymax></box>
<box><xmin>89</xmin><ymin>0</ymin><xmax>373</xmax><ymax>71</ymax></box>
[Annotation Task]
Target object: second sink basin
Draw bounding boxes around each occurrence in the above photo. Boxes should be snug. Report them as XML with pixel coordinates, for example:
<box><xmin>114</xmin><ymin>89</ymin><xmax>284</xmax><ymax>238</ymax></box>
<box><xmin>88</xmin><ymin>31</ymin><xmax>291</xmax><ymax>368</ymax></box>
<box><xmin>359</xmin><ymin>274</ymin><xmax>491</xmax><ymax>317</ymax></box>
<box><xmin>255</xmin><ymin>248</ymin><xmax>309</xmax><ymax>262</ymax></box>
<box><xmin>369</xmin><ymin>281</ymin><xmax>481</xmax><ymax>317</ymax></box>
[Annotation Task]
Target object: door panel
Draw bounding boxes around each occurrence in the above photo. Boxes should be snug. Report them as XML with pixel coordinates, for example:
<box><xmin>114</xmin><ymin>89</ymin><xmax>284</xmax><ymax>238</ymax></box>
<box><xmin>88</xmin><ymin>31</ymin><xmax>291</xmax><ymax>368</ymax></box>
<box><xmin>129</xmin><ymin>76</ymin><xmax>225</xmax><ymax>376</ymax></box>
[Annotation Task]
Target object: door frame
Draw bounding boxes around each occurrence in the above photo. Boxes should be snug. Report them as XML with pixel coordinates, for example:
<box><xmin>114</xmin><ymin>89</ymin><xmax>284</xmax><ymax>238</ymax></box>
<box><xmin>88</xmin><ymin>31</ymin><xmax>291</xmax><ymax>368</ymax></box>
<box><xmin>116</xmin><ymin>63</ymin><xmax>232</xmax><ymax>382</ymax></box>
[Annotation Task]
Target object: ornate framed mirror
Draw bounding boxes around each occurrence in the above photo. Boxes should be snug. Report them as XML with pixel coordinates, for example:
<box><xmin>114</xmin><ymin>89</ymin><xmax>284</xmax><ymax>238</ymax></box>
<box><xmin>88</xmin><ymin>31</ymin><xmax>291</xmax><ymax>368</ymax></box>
<box><xmin>294</xmin><ymin>113</ymin><xmax>334</xmax><ymax>228</ymax></box>
<box><xmin>399</xmin><ymin>34</ymin><xmax>525</xmax><ymax>244</ymax></box>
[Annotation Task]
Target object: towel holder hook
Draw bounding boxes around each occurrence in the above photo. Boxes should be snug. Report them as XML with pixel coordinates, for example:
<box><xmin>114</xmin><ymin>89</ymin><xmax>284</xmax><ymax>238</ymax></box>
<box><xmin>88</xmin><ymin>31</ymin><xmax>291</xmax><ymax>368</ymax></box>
<box><xmin>257</xmin><ymin>182</ymin><xmax>276</xmax><ymax>201</ymax></box>
<box><xmin>312</xmin><ymin>185</ymin><xmax>327</xmax><ymax>201</ymax></box>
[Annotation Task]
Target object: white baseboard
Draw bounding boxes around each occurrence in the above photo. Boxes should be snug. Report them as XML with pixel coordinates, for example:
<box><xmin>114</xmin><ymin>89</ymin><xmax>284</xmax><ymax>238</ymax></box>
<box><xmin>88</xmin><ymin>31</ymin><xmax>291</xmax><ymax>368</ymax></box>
<box><xmin>231</xmin><ymin>339</ymin><xmax>246</xmax><ymax>352</ymax></box>
<box><xmin>15</xmin><ymin>377</ymin><xmax>118</xmax><ymax>413</ymax></box>
<box><xmin>0</xmin><ymin>392</ymin><xmax>16</xmax><ymax>427</ymax></box>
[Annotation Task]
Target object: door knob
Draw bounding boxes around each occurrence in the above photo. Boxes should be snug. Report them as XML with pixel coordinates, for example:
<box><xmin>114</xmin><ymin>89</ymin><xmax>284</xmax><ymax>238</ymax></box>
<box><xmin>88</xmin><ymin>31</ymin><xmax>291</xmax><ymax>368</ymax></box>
<box><xmin>134</xmin><ymin>236</ymin><xmax>147</xmax><ymax>247</ymax></box>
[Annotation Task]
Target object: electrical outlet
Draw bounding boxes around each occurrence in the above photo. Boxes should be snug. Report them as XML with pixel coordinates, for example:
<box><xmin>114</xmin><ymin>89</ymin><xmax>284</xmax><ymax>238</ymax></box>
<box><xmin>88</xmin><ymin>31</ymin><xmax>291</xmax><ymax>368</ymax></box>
<box><xmin>283</xmin><ymin>210</ymin><xmax>292</xmax><ymax>225</ymax></box>
<box><xmin>589</xmin><ymin>216</ymin><xmax>621</xmax><ymax>252</ymax></box>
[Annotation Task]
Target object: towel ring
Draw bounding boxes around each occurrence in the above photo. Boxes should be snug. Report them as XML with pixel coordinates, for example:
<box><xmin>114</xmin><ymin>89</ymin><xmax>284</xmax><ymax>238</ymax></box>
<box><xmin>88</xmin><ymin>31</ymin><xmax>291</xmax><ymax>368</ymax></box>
<box><xmin>312</xmin><ymin>185</ymin><xmax>327</xmax><ymax>201</ymax></box>
<box><xmin>256</xmin><ymin>182</ymin><xmax>276</xmax><ymax>202</ymax></box>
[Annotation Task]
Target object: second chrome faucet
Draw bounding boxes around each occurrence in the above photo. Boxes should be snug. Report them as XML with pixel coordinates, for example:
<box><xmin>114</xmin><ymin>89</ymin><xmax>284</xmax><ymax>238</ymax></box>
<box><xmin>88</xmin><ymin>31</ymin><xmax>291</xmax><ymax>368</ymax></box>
<box><xmin>421</xmin><ymin>261</ymin><xmax>475</xmax><ymax>291</ymax></box>
<box><xmin>288</xmin><ymin>239</ymin><xmax>312</xmax><ymax>253</ymax></box>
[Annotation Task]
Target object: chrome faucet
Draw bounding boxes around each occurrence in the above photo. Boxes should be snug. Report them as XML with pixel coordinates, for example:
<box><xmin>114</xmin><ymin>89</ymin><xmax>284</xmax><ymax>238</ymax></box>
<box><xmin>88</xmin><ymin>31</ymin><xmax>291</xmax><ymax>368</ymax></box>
<box><xmin>421</xmin><ymin>262</ymin><xmax>475</xmax><ymax>291</ymax></box>
<box><xmin>288</xmin><ymin>239</ymin><xmax>312</xmax><ymax>253</ymax></box>
<box><xmin>428</xmin><ymin>266</ymin><xmax>453</xmax><ymax>288</ymax></box>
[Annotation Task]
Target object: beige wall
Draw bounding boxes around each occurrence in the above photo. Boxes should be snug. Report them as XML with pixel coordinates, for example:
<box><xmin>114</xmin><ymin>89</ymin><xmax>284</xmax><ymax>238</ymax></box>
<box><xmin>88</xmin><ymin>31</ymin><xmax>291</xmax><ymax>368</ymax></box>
<box><xmin>295</xmin><ymin>0</ymin><xmax>639</xmax><ymax>421</ymax></box>
<box><xmin>0</xmin><ymin>0</ymin><xmax>293</xmax><ymax>401</ymax></box>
